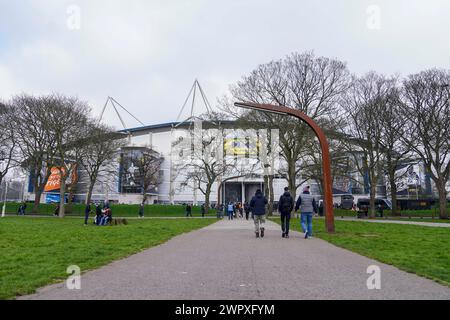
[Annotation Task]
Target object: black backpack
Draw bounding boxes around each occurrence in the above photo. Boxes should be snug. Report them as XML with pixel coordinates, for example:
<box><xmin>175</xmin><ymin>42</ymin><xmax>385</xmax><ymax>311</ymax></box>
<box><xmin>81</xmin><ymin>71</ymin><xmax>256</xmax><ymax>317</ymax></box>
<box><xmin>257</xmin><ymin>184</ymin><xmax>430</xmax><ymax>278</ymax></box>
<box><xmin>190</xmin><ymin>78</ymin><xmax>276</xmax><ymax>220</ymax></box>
<box><xmin>281</xmin><ymin>195</ymin><xmax>292</xmax><ymax>212</ymax></box>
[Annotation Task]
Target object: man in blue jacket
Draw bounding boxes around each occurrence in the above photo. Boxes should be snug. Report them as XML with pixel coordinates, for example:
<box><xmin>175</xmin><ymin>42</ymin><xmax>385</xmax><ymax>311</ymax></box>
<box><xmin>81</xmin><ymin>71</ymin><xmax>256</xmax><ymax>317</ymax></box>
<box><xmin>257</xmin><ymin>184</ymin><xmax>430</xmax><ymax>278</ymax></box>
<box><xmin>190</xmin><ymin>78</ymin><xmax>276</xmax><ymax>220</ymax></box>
<box><xmin>250</xmin><ymin>189</ymin><xmax>268</xmax><ymax>238</ymax></box>
<box><xmin>295</xmin><ymin>186</ymin><xmax>318</xmax><ymax>239</ymax></box>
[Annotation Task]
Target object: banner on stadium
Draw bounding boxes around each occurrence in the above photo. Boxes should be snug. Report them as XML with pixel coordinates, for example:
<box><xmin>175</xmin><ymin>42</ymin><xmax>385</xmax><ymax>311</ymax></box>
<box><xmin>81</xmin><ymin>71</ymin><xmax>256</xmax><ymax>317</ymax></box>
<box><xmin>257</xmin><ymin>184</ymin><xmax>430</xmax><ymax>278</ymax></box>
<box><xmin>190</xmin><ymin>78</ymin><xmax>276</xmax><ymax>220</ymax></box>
<box><xmin>223</xmin><ymin>138</ymin><xmax>261</xmax><ymax>156</ymax></box>
<box><xmin>44</xmin><ymin>165</ymin><xmax>78</xmax><ymax>192</ymax></box>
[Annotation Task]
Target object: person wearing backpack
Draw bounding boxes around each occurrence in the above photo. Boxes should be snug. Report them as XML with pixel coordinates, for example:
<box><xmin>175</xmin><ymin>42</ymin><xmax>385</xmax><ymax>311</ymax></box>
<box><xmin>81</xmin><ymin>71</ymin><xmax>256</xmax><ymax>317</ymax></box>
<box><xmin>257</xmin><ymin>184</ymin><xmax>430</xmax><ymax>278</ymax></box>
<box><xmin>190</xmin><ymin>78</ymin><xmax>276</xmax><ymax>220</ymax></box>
<box><xmin>278</xmin><ymin>187</ymin><xmax>294</xmax><ymax>238</ymax></box>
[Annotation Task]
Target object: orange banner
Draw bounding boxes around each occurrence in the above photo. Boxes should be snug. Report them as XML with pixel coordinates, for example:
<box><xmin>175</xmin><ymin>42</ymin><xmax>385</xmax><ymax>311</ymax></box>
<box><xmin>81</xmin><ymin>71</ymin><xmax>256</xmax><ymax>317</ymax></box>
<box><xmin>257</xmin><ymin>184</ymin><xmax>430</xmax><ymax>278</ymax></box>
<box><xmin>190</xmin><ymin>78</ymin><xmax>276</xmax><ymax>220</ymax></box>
<box><xmin>44</xmin><ymin>167</ymin><xmax>66</xmax><ymax>192</ymax></box>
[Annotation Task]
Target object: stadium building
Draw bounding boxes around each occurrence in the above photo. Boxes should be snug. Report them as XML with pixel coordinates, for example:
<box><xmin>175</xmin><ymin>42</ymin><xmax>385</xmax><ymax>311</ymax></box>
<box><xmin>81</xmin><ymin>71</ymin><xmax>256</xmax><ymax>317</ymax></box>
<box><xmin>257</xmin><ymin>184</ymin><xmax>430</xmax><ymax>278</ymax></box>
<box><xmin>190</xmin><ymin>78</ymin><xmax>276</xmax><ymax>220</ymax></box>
<box><xmin>17</xmin><ymin>82</ymin><xmax>445</xmax><ymax>208</ymax></box>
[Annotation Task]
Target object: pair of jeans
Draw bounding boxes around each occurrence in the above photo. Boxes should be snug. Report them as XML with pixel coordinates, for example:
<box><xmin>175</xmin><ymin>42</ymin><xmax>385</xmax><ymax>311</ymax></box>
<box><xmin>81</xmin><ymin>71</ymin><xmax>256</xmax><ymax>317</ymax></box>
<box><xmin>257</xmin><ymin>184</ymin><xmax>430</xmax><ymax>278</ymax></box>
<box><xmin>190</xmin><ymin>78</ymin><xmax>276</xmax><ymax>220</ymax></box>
<box><xmin>254</xmin><ymin>215</ymin><xmax>266</xmax><ymax>233</ymax></box>
<box><xmin>280</xmin><ymin>213</ymin><xmax>291</xmax><ymax>235</ymax></box>
<box><xmin>100</xmin><ymin>216</ymin><xmax>111</xmax><ymax>226</ymax></box>
<box><xmin>228</xmin><ymin>211</ymin><xmax>234</xmax><ymax>220</ymax></box>
<box><xmin>301</xmin><ymin>213</ymin><xmax>313</xmax><ymax>236</ymax></box>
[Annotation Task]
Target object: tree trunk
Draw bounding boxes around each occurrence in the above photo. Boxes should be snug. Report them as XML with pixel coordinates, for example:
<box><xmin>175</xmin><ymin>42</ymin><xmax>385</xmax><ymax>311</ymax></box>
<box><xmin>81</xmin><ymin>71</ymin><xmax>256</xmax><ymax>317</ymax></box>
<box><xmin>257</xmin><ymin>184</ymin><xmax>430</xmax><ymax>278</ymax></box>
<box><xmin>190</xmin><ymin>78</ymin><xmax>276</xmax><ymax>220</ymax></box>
<box><xmin>33</xmin><ymin>186</ymin><xmax>42</xmax><ymax>214</ymax></box>
<box><xmin>59</xmin><ymin>174</ymin><xmax>66</xmax><ymax>218</ymax></box>
<box><xmin>205</xmin><ymin>184</ymin><xmax>212</xmax><ymax>215</ymax></box>
<box><xmin>264</xmin><ymin>175</ymin><xmax>270</xmax><ymax>198</ymax></box>
<box><xmin>268</xmin><ymin>175</ymin><xmax>274</xmax><ymax>216</ymax></box>
<box><xmin>33</xmin><ymin>166</ymin><xmax>52</xmax><ymax>214</ymax></box>
<box><xmin>287</xmin><ymin>160</ymin><xmax>296</xmax><ymax>200</ymax></box>
<box><xmin>66</xmin><ymin>184</ymin><xmax>76</xmax><ymax>214</ymax></box>
<box><xmin>369</xmin><ymin>182</ymin><xmax>377</xmax><ymax>218</ymax></box>
<box><xmin>86</xmin><ymin>181</ymin><xmax>95</xmax><ymax>205</ymax></box>
<box><xmin>437</xmin><ymin>180</ymin><xmax>448</xmax><ymax>219</ymax></box>
<box><xmin>142</xmin><ymin>190</ymin><xmax>148</xmax><ymax>205</ymax></box>
<box><xmin>389</xmin><ymin>172</ymin><xmax>399</xmax><ymax>215</ymax></box>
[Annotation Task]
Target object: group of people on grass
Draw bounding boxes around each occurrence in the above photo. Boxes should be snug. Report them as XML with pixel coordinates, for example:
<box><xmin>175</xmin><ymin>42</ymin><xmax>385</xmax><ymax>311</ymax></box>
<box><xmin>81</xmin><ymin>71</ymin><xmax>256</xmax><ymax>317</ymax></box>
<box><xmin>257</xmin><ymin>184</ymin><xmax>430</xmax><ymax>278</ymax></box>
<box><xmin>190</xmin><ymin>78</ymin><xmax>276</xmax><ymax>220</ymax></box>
<box><xmin>84</xmin><ymin>202</ymin><xmax>112</xmax><ymax>226</ymax></box>
<box><xmin>185</xmin><ymin>203</ymin><xmax>213</xmax><ymax>218</ymax></box>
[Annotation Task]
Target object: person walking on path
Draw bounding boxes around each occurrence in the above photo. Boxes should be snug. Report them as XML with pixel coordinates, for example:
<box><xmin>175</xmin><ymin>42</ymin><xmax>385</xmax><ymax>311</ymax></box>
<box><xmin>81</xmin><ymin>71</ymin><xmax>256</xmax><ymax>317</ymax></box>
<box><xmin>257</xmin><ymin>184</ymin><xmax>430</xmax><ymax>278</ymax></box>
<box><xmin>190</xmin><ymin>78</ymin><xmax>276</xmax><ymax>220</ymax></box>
<box><xmin>216</xmin><ymin>204</ymin><xmax>223</xmax><ymax>219</ymax></box>
<box><xmin>295</xmin><ymin>186</ymin><xmax>318</xmax><ymax>239</ymax></box>
<box><xmin>227</xmin><ymin>202</ymin><xmax>234</xmax><ymax>220</ymax></box>
<box><xmin>139</xmin><ymin>203</ymin><xmax>145</xmax><ymax>218</ymax></box>
<box><xmin>238</xmin><ymin>203</ymin><xmax>244</xmax><ymax>219</ymax></box>
<box><xmin>244</xmin><ymin>202</ymin><xmax>250</xmax><ymax>221</ymax></box>
<box><xmin>278</xmin><ymin>187</ymin><xmax>294</xmax><ymax>238</ymax></box>
<box><xmin>250</xmin><ymin>189</ymin><xmax>268</xmax><ymax>238</ymax></box>
<box><xmin>84</xmin><ymin>203</ymin><xmax>92</xmax><ymax>226</ymax></box>
<box><xmin>185</xmin><ymin>204</ymin><xmax>192</xmax><ymax>217</ymax></box>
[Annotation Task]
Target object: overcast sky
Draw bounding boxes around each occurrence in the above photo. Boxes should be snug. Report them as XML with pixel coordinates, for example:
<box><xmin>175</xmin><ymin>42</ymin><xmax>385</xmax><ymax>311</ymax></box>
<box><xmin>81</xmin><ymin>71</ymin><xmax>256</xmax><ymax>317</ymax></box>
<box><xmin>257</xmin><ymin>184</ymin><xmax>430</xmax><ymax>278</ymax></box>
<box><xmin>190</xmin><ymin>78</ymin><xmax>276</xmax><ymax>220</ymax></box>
<box><xmin>1</xmin><ymin>0</ymin><xmax>449</xmax><ymax>128</ymax></box>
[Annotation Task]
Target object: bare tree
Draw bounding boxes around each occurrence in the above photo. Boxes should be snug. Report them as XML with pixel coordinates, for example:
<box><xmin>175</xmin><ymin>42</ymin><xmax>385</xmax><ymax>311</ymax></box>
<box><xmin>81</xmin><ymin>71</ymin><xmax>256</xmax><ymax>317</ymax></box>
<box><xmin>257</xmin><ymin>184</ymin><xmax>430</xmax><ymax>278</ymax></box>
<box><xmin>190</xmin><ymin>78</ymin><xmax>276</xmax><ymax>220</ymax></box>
<box><xmin>120</xmin><ymin>147</ymin><xmax>164</xmax><ymax>205</ymax></box>
<box><xmin>340</xmin><ymin>72</ymin><xmax>392</xmax><ymax>217</ymax></box>
<box><xmin>8</xmin><ymin>95</ymin><xmax>59</xmax><ymax>212</ymax></box>
<box><xmin>224</xmin><ymin>51</ymin><xmax>350</xmax><ymax>201</ymax></box>
<box><xmin>402</xmin><ymin>69</ymin><xmax>450</xmax><ymax>219</ymax></box>
<box><xmin>43</xmin><ymin>95</ymin><xmax>91</xmax><ymax>217</ymax></box>
<box><xmin>79</xmin><ymin>123</ymin><xmax>126</xmax><ymax>205</ymax></box>
<box><xmin>177</xmin><ymin>126</ymin><xmax>239</xmax><ymax>214</ymax></box>
<box><xmin>136</xmin><ymin>149</ymin><xmax>164</xmax><ymax>204</ymax></box>
<box><xmin>378</xmin><ymin>80</ymin><xmax>413</xmax><ymax>215</ymax></box>
<box><xmin>299</xmin><ymin>128</ymin><xmax>355</xmax><ymax>196</ymax></box>
<box><xmin>0</xmin><ymin>102</ymin><xmax>17</xmax><ymax>188</ymax></box>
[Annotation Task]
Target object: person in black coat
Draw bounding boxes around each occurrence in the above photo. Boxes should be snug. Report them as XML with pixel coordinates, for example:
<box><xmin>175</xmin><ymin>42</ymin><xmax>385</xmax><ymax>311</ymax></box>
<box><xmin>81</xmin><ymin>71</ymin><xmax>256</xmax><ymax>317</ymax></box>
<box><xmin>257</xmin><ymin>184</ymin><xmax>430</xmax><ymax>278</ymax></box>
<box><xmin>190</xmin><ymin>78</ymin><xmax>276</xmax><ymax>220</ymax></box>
<box><xmin>186</xmin><ymin>204</ymin><xmax>192</xmax><ymax>217</ymax></box>
<box><xmin>278</xmin><ymin>187</ymin><xmax>294</xmax><ymax>238</ymax></box>
<box><xmin>139</xmin><ymin>203</ymin><xmax>145</xmax><ymax>218</ymax></box>
<box><xmin>201</xmin><ymin>203</ymin><xmax>206</xmax><ymax>217</ymax></box>
<box><xmin>244</xmin><ymin>202</ymin><xmax>250</xmax><ymax>220</ymax></box>
<box><xmin>84</xmin><ymin>203</ymin><xmax>92</xmax><ymax>226</ymax></box>
<box><xmin>250</xmin><ymin>189</ymin><xmax>268</xmax><ymax>238</ymax></box>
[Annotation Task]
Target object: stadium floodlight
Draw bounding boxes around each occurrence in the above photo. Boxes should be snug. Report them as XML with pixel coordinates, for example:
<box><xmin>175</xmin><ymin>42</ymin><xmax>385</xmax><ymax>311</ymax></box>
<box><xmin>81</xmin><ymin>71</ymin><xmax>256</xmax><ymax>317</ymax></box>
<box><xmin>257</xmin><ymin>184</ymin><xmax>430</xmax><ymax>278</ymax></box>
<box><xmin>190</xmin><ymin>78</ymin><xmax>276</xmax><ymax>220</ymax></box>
<box><xmin>234</xmin><ymin>101</ymin><xmax>336</xmax><ymax>233</ymax></box>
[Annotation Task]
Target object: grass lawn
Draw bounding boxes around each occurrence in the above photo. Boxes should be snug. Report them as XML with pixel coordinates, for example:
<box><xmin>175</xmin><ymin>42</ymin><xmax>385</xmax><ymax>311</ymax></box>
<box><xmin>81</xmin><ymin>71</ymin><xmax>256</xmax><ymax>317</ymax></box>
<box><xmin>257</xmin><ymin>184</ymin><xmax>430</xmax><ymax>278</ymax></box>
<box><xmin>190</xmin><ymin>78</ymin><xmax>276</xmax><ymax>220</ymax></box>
<box><xmin>273</xmin><ymin>218</ymin><xmax>450</xmax><ymax>287</ymax></box>
<box><xmin>334</xmin><ymin>208</ymin><xmax>450</xmax><ymax>219</ymax></box>
<box><xmin>374</xmin><ymin>218</ymin><xmax>450</xmax><ymax>224</ymax></box>
<box><xmin>401</xmin><ymin>218</ymin><xmax>450</xmax><ymax>224</ymax></box>
<box><xmin>0</xmin><ymin>217</ymin><xmax>216</xmax><ymax>300</ymax></box>
<box><xmin>334</xmin><ymin>216</ymin><xmax>450</xmax><ymax>224</ymax></box>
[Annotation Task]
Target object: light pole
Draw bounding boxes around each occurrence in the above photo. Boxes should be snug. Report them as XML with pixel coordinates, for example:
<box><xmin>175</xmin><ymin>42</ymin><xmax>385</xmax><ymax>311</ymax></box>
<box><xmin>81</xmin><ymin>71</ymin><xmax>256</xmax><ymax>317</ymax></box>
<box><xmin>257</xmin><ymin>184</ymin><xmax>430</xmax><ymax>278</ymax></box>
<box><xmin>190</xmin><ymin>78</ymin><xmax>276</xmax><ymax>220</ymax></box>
<box><xmin>234</xmin><ymin>102</ymin><xmax>335</xmax><ymax>233</ymax></box>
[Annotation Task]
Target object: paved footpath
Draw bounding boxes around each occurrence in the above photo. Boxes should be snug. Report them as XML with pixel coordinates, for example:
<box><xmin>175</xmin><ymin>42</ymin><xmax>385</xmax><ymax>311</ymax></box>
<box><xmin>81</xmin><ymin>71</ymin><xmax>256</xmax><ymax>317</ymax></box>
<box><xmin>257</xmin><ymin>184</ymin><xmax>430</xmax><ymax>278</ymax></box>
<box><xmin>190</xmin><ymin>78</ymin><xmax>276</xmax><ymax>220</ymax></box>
<box><xmin>20</xmin><ymin>219</ymin><xmax>450</xmax><ymax>300</ymax></box>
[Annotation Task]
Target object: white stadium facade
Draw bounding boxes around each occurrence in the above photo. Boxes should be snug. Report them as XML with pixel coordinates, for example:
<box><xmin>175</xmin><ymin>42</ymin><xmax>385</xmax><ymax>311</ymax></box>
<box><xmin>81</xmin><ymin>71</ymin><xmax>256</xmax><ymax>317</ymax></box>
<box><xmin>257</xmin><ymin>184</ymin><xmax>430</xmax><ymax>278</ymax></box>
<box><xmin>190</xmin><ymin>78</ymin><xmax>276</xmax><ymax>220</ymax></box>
<box><xmin>20</xmin><ymin>117</ymin><xmax>444</xmax><ymax>209</ymax></box>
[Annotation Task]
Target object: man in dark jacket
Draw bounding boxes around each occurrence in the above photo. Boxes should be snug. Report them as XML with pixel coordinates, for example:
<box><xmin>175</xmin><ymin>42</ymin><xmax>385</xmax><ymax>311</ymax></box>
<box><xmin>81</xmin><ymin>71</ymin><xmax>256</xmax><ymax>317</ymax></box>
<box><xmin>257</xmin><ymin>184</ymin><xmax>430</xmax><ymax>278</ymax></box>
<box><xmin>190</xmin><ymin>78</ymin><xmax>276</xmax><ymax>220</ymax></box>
<box><xmin>295</xmin><ymin>186</ymin><xmax>318</xmax><ymax>239</ymax></box>
<box><xmin>138</xmin><ymin>203</ymin><xmax>145</xmax><ymax>218</ymax></box>
<box><xmin>84</xmin><ymin>203</ymin><xmax>92</xmax><ymax>226</ymax></box>
<box><xmin>244</xmin><ymin>202</ymin><xmax>250</xmax><ymax>220</ymax></box>
<box><xmin>201</xmin><ymin>204</ymin><xmax>206</xmax><ymax>218</ymax></box>
<box><xmin>278</xmin><ymin>187</ymin><xmax>294</xmax><ymax>238</ymax></box>
<box><xmin>250</xmin><ymin>189</ymin><xmax>268</xmax><ymax>238</ymax></box>
<box><xmin>186</xmin><ymin>204</ymin><xmax>192</xmax><ymax>217</ymax></box>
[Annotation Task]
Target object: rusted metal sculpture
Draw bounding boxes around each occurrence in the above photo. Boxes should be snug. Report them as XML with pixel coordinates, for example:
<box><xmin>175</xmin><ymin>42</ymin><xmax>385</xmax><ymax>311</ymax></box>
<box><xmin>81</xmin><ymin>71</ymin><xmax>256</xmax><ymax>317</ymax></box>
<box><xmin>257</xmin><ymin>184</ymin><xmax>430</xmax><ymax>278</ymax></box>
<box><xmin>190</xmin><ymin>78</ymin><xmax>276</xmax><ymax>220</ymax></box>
<box><xmin>234</xmin><ymin>102</ymin><xmax>335</xmax><ymax>233</ymax></box>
